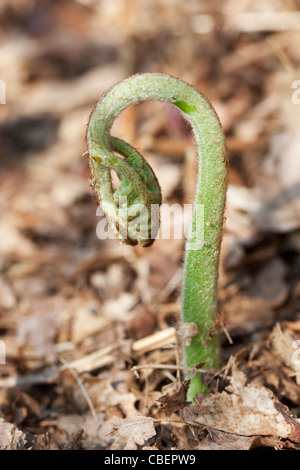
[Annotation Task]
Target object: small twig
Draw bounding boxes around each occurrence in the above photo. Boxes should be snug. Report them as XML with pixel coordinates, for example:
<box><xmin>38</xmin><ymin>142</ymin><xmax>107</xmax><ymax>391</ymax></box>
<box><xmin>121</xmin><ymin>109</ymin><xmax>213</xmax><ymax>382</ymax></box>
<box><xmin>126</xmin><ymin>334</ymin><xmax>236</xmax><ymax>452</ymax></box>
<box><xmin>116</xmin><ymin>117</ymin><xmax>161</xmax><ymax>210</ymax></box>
<box><xmin>132</xmin><ymin>363</ymin><xmax>214</xmax><ymax>376</ymax></box>
<box><xmin>156</xmin><ymin>269</ymin><xmax>183</xmax><ymax>305</ymax></box>
<box><xmin>161</xmin><ymin>370</ymin><xmax>177</xmax><ymax>383</ymax></box>
<box><xmin>204</xmin><ymin>355</ymin><xmax>235</xmax><ymax>389</ymax></box>
<box><xmin>152</xmin><ymin>416</ymin><xmax>203</xmax><ymax>428</ymax></box>
<box><xmin>267</xmin><ymin>36</ymin><xmax>297</xmax><ymax>78</ymax></box>
<box><xmin>132</xmin><ymin>327</ymin><xmax>176</xmax><ymax>353</ymax></box>
<box><xmin>132</xmin><ymin>363</ymin><xmax>193</xmax><ymax>372</ymax></box>
<box><xmin>58</xmin><ymin>341</ymin><xmax>125</xmax><ymax>373</ymax></box>
<box><xmin>219</xmin><ymin>316</ymin><xmax>233</xmax><ymax>345</ymax></box>
<box><xmin>59</xmin><ymin>357</ymin><xmax>97</xmax><ymax>420</ymax></box>
<box><xmin>63</xmin><ymin>429</ymin><xmax>84</xmax><ymax>450</ymax></box>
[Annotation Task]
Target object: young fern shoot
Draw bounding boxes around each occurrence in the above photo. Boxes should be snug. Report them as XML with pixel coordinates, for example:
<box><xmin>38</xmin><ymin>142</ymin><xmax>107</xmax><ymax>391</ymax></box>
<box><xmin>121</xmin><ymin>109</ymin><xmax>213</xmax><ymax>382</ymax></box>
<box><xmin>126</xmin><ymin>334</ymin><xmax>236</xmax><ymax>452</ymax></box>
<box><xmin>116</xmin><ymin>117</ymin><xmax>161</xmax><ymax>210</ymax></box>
<box><xmin>87</xmin><ymin>73</ymin><xmax>228</xmax><ymax>400</ymax></box>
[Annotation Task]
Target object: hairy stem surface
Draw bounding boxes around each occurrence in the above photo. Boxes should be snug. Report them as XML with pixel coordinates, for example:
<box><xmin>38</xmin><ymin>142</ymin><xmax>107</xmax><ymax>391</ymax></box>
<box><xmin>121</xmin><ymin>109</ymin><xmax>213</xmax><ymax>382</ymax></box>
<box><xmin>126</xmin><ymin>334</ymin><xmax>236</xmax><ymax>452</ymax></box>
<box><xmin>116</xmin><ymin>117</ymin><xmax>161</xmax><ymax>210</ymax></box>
<box><xmin>87</xmin><ymin>73</ymin><xmax>228</xmax><ymax>400</ymax></box>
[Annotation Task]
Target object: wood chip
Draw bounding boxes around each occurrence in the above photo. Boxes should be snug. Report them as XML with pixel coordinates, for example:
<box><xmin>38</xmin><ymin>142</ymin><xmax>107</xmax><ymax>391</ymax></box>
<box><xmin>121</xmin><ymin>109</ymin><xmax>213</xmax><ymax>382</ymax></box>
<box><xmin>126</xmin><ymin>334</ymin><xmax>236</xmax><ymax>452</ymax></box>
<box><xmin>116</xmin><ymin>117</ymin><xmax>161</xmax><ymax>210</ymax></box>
<box><xmin>132</xmin><ymin>327</ymin><xmax>176</xmax><ymax>353</ymax></box>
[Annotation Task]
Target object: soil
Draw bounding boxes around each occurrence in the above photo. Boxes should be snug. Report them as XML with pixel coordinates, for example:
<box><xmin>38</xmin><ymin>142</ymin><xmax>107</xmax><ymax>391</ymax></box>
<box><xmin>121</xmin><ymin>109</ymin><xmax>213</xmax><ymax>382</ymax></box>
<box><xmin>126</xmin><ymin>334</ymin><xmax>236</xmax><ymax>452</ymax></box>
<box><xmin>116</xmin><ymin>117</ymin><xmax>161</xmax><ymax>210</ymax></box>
<box><xmin>0</xmin><ymin>0</ymin><xmax>300</xmax><ymax>450</ymax></box>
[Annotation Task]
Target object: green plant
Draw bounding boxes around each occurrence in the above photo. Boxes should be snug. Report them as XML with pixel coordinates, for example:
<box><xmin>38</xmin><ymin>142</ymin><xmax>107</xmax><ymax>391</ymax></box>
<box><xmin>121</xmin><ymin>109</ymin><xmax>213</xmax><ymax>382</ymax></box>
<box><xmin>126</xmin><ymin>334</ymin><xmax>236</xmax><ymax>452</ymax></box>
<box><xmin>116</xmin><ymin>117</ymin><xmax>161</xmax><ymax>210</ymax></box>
<box><xmin>87</xmin><ymin>73</ymin><xmax>228</xmax><ymax>400</ymax></box>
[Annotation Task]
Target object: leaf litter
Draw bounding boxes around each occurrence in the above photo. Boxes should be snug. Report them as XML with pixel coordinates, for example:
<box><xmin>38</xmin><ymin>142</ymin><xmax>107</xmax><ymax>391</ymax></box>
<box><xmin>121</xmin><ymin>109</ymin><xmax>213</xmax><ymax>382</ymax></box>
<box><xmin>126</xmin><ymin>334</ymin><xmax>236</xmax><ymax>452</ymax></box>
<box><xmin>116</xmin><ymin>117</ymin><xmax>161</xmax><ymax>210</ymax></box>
<box><xmin>1</xmin><ymin>0</ymin><xmax>300</xmax><ymax>451</ymax></box>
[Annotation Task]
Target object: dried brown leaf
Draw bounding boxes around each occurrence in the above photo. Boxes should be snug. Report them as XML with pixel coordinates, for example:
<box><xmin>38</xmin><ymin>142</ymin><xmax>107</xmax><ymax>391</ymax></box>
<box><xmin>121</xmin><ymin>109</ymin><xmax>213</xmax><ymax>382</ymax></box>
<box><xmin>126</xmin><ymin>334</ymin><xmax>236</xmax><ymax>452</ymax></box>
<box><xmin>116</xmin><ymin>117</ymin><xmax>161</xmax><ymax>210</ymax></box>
<box><xmin>86</xmin><ymin>376</ymin><xmax>137</xmax><ymax>418</ymax></box>
<box><xmin>181</xmin><ymin>369</ymin><xmax>300</xmax><ymax>441</ymax></box>
<box><xmin>157</xmin><ymin>362</ymin><xmax>208</xmax><ymax>416</ymax></box>
<box><xmin>196</xmin><ymin>428</ymin><xmax>282</xmax><ymax>450</ymax></box>
<box><xmin>112</xmin><ymin>415</ymin><xmax>156</xmax><ymax>450</ymax></box>
<box><xmin>0</xmin><ymin>419</ymin><xmax>27</xmax><ymax>450</ymax></box>
<box><xmin>270</xmin><ymin>323</ymin><xmax>300</xmax><ymax>384</ymax></box>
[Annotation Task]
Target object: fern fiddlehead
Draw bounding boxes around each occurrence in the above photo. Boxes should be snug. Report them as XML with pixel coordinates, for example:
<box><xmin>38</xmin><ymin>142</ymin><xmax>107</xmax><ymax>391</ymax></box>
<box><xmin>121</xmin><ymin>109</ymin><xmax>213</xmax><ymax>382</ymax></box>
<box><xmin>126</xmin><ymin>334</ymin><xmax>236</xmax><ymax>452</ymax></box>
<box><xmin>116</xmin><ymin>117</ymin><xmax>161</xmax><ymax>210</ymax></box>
<box><xmin>87</xmin><ymin>73</ymin><xmax>228</xmax><ymax>399</ymax></box>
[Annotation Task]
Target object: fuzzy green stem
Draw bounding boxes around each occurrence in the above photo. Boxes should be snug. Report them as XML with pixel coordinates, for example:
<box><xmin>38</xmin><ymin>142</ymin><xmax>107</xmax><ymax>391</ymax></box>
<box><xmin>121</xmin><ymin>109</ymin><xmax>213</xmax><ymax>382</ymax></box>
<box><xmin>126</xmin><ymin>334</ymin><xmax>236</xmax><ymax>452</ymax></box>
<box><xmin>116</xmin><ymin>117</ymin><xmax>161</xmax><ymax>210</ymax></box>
<box><xmin>87</xmin><ymin>73</ymin><xmax>228</xmax><ymax>400</ymax></box>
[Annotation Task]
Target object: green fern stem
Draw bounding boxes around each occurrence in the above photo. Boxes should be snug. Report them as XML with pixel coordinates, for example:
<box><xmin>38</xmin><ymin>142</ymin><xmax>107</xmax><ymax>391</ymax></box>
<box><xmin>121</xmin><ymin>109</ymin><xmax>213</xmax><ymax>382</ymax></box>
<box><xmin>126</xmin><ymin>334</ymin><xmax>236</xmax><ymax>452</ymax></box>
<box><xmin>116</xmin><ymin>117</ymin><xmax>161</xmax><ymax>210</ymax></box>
<box><xmin>87</xmin><ymin>73</ymin><xmax>228</xmax><ymax>400</ymax></box>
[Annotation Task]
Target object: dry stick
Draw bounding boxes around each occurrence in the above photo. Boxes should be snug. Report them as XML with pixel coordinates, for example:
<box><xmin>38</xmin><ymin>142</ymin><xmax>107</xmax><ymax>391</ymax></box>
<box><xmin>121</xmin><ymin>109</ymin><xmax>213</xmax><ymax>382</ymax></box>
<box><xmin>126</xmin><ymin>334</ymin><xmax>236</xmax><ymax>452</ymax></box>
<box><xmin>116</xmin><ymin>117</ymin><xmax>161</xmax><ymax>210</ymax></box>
<box><xmin>59</xmin><ymin>357</ymin><xmax>97</xmax><ymax>420</ymax></box>
<box><xmin>63</xmin><ymin>429</ymin><xmax>84</xmax><ymax>450</ymax></box>
<box><xmin>87</xmin><ymin>73</ymin><xmax>227</xmax><ymax>400</ymax></box>
<box><xmin>132</xmin><ymin>364</ymin><xmax>210</xmax><ymax>372</ymax></box>
<box><xmin>58</xmin><ymin>342</ymin><xmax>123</xmax><ymax>373</ymax></box>
<box><xmin>132</xmin><ymin>327</ymin><xmax>176</xmax><ymax>353</ymax></box>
